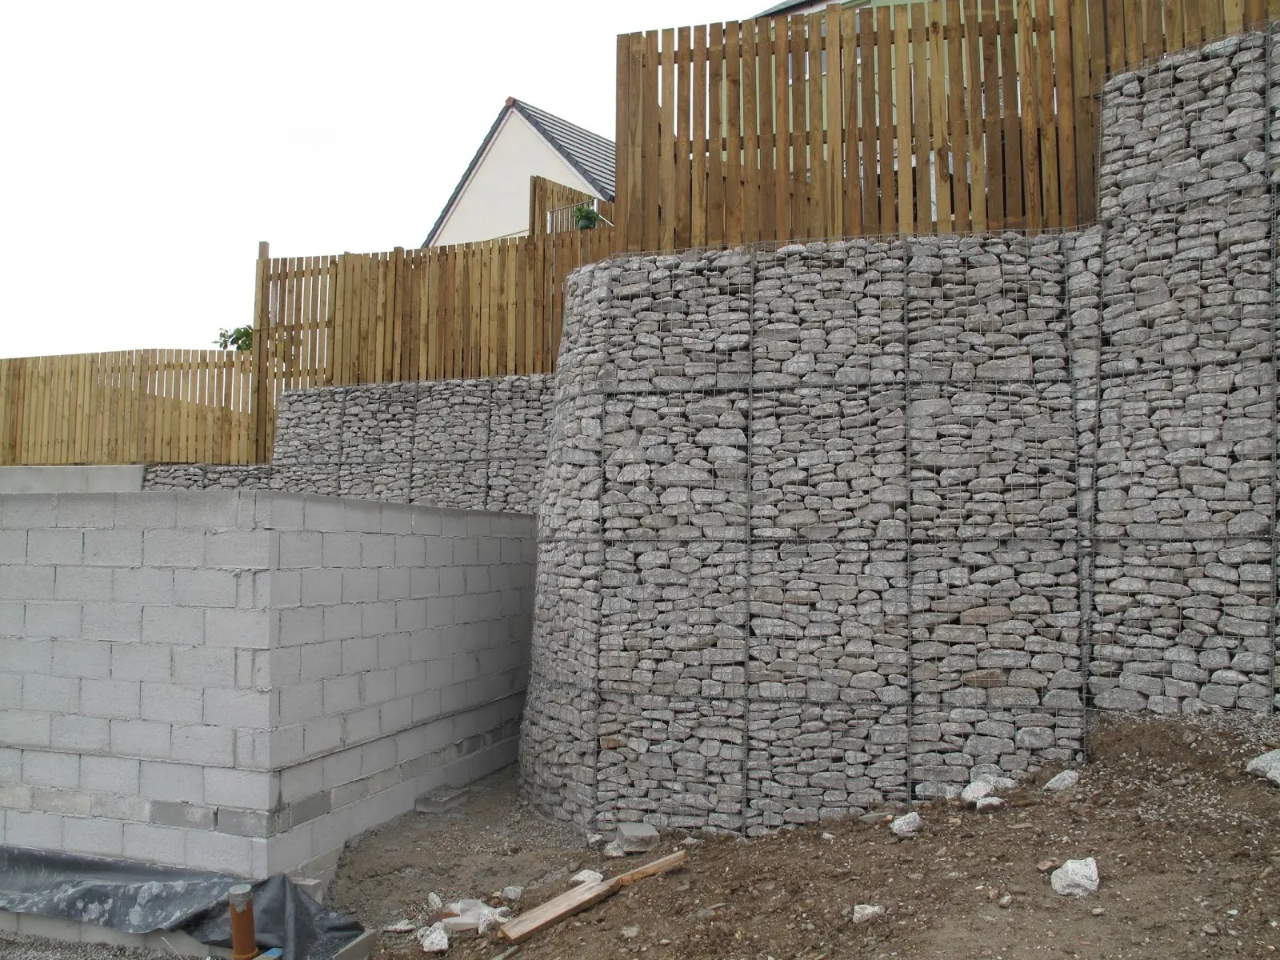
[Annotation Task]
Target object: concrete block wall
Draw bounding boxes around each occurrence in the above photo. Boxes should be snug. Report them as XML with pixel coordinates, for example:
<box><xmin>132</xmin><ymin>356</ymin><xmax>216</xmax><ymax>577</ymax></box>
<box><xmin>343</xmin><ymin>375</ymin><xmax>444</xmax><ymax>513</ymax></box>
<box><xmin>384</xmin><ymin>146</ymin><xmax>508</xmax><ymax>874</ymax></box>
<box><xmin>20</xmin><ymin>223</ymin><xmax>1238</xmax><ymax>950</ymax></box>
<box><xmin>521</xmin><ymin>27</ymin><xmax>1279</xmax><ymax>833</ymax></box>
<box><xmin>144</xmin><ymin>375</ymin><xmax>555</xmax><ymax>516</ymax></box>
<box><xmin>0</xmin><ymin>492</ymin><xmax>536</xmax><ymax>878</ymax></box>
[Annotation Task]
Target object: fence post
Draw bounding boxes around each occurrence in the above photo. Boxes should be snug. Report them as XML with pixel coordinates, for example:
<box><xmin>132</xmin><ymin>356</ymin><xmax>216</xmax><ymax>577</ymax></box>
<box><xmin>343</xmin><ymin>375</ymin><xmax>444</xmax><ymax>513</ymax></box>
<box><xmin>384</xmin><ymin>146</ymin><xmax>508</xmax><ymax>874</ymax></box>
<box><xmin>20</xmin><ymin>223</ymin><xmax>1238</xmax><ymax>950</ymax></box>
<box><xmin>252</xmin><ymin>241</ymin><xmax>271</xmax><ymax>462</ymax></box>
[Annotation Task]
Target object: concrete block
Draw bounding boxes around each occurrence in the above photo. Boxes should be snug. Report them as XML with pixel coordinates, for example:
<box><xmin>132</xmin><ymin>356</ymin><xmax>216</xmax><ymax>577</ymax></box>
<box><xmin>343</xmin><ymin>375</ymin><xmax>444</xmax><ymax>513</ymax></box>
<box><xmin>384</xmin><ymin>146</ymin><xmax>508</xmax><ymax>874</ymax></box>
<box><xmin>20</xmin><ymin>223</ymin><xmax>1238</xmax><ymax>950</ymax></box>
<box><xmin>394</xmin><ymin>536</ymin><xmax>425</xmax><ymax>568</ymax></box>
<box><xmin>21</xmin><ymin>673</ymin><xmax>79</xmax><ymax>712</ymax></box>
<box><xmin>0</xmin><ymin>600</ymin><xmax>22</xmax><ymax>633</ymax></box>
<box><xmin>277</xmin><ymin>605</ymin><xmax>324</xmax><ymax>648</ymax></box>
<box><xmin>301</xmin><ymin>568</ymin><xmax>343</xmax><ymax>606</ymax></box>
<box><xmin>186</xmin><ymin>830</ymin><xmax>253</xmax><ymax>876</ymax></box>
<box><xmin>27</xmin><ymin>529</ymin><xmax>84</xmax><ymax>565</ymax></box>
<box><xmin>81</xmin><ymin>678</ymin><xmax>142</xmax><ymax>719</ymax></box>
<box><xmin>204</xmin><ymin>689</ymin><xmax>271</xmax><ymax>730</ymax></box>
<box><xmin>171</xmin><ymin>645</ymin><xmax>237</xmax><ymax>688</ymax></box>
<box><xmin>22</xmin><ymin>751</ymin><xmax>80</xmax><ymax>788</ymax></box>
<box><xmin>0</xmin><ymin>637</ymin><xmax>52</xmax><ymax>674</ymax></box>
<box><xmin>112</xmin><ymin>643</ymin><xmax>172</xmax><ymax>682</ymax></box>
<box><xmin>278</xmin><ymin>531</ymin><xmax>323</xmax><ymax>568</ymax></box>
<box><xmin>90</xmin><ymin>794</ymin><xmax>151</xmax><ymax>822</ymax></box>
<box><xmin>150</xmin><ymin>799</ymin><xmax>215</xmax><ymax>830</ymax></box>
<box><xmin>205</xmin><ymin>608</ymin><xmax>270</xmax><ymax>649</ymax></box>
<box><xmin>0</xmin><ymin>493</ymin><xmax>57</xmax><ymax>528</ymax></box>
<box><xmin>81</xmin><ymin>755</ymin><xmax>141</xmax><ymax>795</ymax></box>
<box><xmin>361</xmin><ymin>602</ymin><xmax>397</xmax><ymax>637</ymax></box>
<box><xmin>281</xmin><ymin>759</ymin><xmax>324</xmax><ymax>804</ymax></box>
<box><xmin>414</xmin><ymin>784</ymin><xmax>470</xmax><ymax>814</ymax></box>
<box><xmin>204</xmin><ymin>767</ymin><xmax>273</xmax><ymax>809</ymax></box>
<box><xmin>174</xmin><ymin>568</ymin><xmax>238</xmax><ymax>607</ymax></box>
<box><xmin>341</xmin><ymin>568</ymin><xmax>379</xmax><ymax>603</ymax></box>
<box><xmin>16</xmin><ymin>913</ymin><xmax>83</xmax><ymax>941</ymax></box>
<box><xmin>279</xmin><ymin>683</ymin><xmax>323</xmax><ymax>724</ymax></box>
<box><xmin>269</xmin><ymin>570</ymin><xmax>301</xmax><ymax>608</ymax></box>
<box><xmin>340</xmin><ymin>637</ymin><xmax>378</xmax><ymax>674</ymax></box>
<box><xmin>121</xmin><ymin>822</ymin><xmax>188</xmax><ymax>866</ymax></box>
<box><xmin>0</xmin><ymin>531</ymin><xmax>26</xmax><ymax>565</ymax></box>
<box><xmin>24</xmin><ymin>601</ymin><xmax>83</xmax><ymax>639</ymax></box>
<box><xmin>115</xmin><ymin>492</ymin><xmax>177</xmax><ymax>529</ymax></box>
<box><xmin>300</xmin><ymin>641</ymin><xmax>342</xmax><ymax>682</ymax></box>
<box><xmin>171</xmin><ymin>725</ymin><xmax>236</xmax><ymax>767</ymax></box>
<box><xmin>51</xmin><ymin>715</ymin><xmax>110</xmax><ymax>752</ymax></box>
<box><xmin>343</xmin><ymin>501</ymin><xmax>382</xmax><ymax>534</ymax></box>
<box><xmin>302</xmin><ymin>496</ymin><xmax>346</xmax><ymax>533</ymax></box>
<box><xmin>109</xmin><ymin>719</ymin><xmax>172</xmax><ymax>759</ymax></box>
<box><xmin>322</xmin><ymin>533</ymin><xmax>363</xmax><ymax>568</ymax></box>
<box><xmin>142</xmin><ymin>529</ymin><xmax>206</xmax><ymax>567</ymax></box>
<box><xmin>6</xmin><ymin>810</ymin><xmax>63</xmax><ymax>848</ymax></box>
<box><xmin>141</xmin><ymin>682</ymin><xmax>205</xmax><ymax>724</ymax></box>
<box><xmin>51</xmin><ymin>638</ymin><xmax>111</xmax><ymax>678</ymax></box>
<box><xmin>141</xmin><ymin>606</ymin><xmax>204</xmax><ymax>646</ymax></box>
<box><xmin>206</xmin><ymin>531</ymin><xmax>271</xmax><ymax>570</ymax></box>
<box><xmin>83</xmin><ymin>529</ymin><xmax>143</xmax><ymax>566</ymax></box>
<box><xmin>172</xmin><ymin>492</ymin><xmax>242</xmax><ymax>530</ymax></box>
<box><xmin>323</xmin><ymin>604</ymin><xmax>361</xmax><ymax>642</ymax></box>
<box><xmin>64</xmin><ymin>816</ymin><xmax>124</xmax><ymax>856</ymax></box>
<box><xmin>82</xmin><ymin>602</ymin><xmax>143</xmax><ymax>642</ymax></box>
<box><xmin>322</xmin><ymin>675</ymin><xmax>360</xmax><ymax>715</ymax></box>
<box><xmin>361</xmin><ymin>535</ymin><xmax>395</xmax><ymax>568</ymax></box>
<box><xmin>217</xmin><ymin>807</ymin><xmax>274</xmax><ymax>838</ymax></box>
<box><xmin>302</xmin><ymin>718</ymin><xmax>343</xmax><ymax>756</ymax></box>
<box><xmin>53</xmin><ymin>565</ymin><xmax>113</xmax><ymax>602</ymax></box>
<box><xmin>0</xmin><ymin>564</ymin><xmax>54</xmax><ymax>600</ymax></box>
<box><xmin>112</xmin><ymin>567</ymin><xmax>175</xmax><ymax>604</ymax></box>
<box><xmin>140</xmin><ymin>761</ymin><xmax>205</xmax><ymax>804</ymax></box>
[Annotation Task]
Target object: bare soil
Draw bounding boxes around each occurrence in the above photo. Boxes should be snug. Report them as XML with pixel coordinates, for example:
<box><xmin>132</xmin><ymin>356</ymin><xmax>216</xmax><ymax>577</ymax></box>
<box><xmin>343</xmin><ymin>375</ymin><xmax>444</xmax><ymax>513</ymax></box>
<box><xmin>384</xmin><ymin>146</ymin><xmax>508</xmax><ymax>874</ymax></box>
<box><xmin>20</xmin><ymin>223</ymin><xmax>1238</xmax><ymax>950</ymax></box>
<box><xmin>329</xmin><ymin>713</ymin><xmax>1280</xmax><ymax>960</ymax></box>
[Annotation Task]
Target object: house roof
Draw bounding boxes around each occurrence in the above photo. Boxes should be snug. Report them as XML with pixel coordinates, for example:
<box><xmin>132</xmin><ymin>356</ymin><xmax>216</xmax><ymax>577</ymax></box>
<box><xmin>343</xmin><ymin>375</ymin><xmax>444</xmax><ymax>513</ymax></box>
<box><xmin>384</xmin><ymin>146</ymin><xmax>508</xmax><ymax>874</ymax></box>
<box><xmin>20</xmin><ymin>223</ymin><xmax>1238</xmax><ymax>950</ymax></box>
<box><xmin>423</xmin><ymin>98</ymin><xmax>616</xmax><ymax>247</ymax></box>
<box><xmin>754</xmin><ymin>0</ymin><xmax>868</xmax><ymax>17</ymax></box>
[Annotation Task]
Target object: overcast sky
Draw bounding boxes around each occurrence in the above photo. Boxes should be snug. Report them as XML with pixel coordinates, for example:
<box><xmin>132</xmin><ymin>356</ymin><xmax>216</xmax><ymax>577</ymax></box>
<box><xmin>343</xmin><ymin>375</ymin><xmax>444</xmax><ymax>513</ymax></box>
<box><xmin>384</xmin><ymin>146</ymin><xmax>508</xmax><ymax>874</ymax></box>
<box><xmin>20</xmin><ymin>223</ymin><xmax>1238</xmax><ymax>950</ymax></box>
<box><xmin>0</xmin><ymin>0</ymin><xmax>748</xmax><ymax>360</ymax></box>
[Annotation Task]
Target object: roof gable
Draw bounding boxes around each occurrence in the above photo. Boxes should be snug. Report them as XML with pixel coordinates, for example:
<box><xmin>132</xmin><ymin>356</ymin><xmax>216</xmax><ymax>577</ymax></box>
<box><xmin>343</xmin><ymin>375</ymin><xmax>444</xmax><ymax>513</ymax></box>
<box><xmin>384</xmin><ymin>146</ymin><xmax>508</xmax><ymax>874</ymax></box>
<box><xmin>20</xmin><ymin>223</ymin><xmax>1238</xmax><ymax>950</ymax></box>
<box><xmin>423</xmin><ymin>99</ymin><xmax>616</xmax><ymax>248</ymax></box>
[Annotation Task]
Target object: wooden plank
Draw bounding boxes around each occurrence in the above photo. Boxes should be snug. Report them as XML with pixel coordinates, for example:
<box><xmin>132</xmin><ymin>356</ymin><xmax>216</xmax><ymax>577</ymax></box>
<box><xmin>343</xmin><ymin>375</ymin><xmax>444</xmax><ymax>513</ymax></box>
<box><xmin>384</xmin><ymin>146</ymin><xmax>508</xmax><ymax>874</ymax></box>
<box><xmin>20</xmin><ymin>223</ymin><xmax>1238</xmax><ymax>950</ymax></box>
<box><xmin>692</xmin><ymin>25</ymin><xmax>709</xmax><ymax>247</ymax></box>
<box><xmin>756</xmin><ymin>17</ymin><xmax>778</xmax><ymax>243</ymax></box>
<box><xmin>1035</xmin><ymin>0</ymin><xmax>1060</xmax><ymax>228</ymax></box>
<box><xmin>1055</xmin><ymin>0</ymin><xmax>1078</xmax><ymax>227</ymax></box>
<box><xmin>790</xmin><ymin>13</ymin><xmax>807</xmax><ymax>235</ymax></box>
<box><xmin>1076</xmin><ymin>0</ymin><xmax>1102</xmax><ymax>225</ymax></box>
<box><xmin>927</xmin><ymin>2</ymin><xmax>953</xmax><ymax>233</ymax></box>
<box><xmin>1223</xmin><ymin>0</ymin><xmax>1245</xmax><ymax>32</ymax></box>
<box><xmin>1203</xmin><ymin>0</ymin><xmax>1225</xmax><ymax>39</ymax></box>
<box><xmin>675</xmin><ymin>26</ymin><xmax>693</xmax><ymax>249</ymax></box>
<box><xmin>878</xmin><ymin>5</ymin><xmax>896</xmax><ymax>233</ymax></box>
<box><xmin>894</xmin><ymin>5</ymin><xmax>914</xmax><ymax>233</ymax></box>
<box><xmin>1123</xmin><ymin>0</ymin><xmax>1142</xmax><ymax>67</ymax></box>
<box><xmin>774</xmin><ymin>14</ymin><xmax>792</xmax><ymax>240</ymax></box>
<box><xmin>725</xmin><ymin>20</ymin><xmax>745</xmax><ymax>244</ymax></box>
<box><xmin>1183</xmin><ymin>0</ymin><xmax>1204</xmax><ymax>47</ymax></box>
<box><xmin>946</xmin><ymin>0</ymin><xmax>971</xmax><ymax>233</ymax></box>
<box><xmin>859</xmin><ymin>7</ymin><xmax>881</xmax><ymax>232</ymax></box>
<box><xmin>965</xmin><ymin>0</ymin><xmax>989</xmax><ymax>231</ymax></box>
<box><xmin>1144</xmin><ymin>0</ymin><xmax>1164</xmax><ymax>59</ymax></box>
<box><xmin>1018</xmin><ymin>0</ymin><xmax>1043</xmax><ymax>230</ymax></box>
<box><xmin>660</xmin><ymin>27</ymin><xmax>677</xmax><ymax>251</ymax></box>
<box><xmin>742</xmin><ymin>19</ymin><xmax>761</xmax><ymax>243</ymax></box>
<box><xmin>911</xmin><ymin>2</ymin><xmax>932</xmax><ymax>232</ymax></box>
<box><xmin>999</xmin><ymin>0</ymin><xmax>1023</xmax><ymax>225</ymax></box>
<box><xmin>827</xmin><ymin>5</ymin><xmax>847</xmax><ymax>238</ymax></box>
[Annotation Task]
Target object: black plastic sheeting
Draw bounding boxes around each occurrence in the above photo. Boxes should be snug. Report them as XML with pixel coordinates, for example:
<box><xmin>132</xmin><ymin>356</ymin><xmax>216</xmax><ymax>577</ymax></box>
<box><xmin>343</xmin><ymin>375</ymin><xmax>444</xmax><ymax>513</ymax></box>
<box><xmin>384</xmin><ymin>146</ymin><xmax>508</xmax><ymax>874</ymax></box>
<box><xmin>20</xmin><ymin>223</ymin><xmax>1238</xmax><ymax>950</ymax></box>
<box><xmin>0</xmin><ymin>846</ymin><xmax>364</xmax><ymax>959</ymax></box>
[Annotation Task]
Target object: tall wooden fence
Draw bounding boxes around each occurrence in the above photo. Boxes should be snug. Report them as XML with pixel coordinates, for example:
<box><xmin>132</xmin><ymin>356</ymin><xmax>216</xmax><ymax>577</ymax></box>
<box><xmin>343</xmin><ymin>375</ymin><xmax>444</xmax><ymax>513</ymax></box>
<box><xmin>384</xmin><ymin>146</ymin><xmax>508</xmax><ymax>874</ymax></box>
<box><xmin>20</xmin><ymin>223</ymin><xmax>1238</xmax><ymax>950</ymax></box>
<box><xmin>0</xmin><ymin>350</ymin><xmax>254</xmax><ymax>466</ymax></box>
<box><xmin>612</xmin><ymin>0</ymin><xmax>1280</xmax><ymax>251</ymax></box>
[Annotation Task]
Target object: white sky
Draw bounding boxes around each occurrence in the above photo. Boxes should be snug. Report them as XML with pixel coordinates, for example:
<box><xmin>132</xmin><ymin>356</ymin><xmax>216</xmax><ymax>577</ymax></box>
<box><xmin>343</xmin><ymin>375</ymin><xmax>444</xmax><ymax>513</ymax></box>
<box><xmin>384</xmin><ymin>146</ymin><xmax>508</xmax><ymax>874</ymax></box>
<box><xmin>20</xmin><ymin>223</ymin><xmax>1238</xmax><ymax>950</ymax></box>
<box><xmin>0</xmin><ymin>0</ymin><xmax>750</xmax><ymax>360</ymax></box>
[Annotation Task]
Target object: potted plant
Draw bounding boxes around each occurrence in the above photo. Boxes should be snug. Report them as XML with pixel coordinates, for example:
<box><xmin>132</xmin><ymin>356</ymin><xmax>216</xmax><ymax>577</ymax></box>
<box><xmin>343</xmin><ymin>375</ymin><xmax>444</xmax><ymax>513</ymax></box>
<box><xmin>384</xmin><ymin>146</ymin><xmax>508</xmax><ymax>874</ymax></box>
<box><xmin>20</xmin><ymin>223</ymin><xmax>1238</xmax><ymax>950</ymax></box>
<box><xmin>574</xmin><ymin>204</ymin><xmax>602</xmax><ymax>230</ymax></box>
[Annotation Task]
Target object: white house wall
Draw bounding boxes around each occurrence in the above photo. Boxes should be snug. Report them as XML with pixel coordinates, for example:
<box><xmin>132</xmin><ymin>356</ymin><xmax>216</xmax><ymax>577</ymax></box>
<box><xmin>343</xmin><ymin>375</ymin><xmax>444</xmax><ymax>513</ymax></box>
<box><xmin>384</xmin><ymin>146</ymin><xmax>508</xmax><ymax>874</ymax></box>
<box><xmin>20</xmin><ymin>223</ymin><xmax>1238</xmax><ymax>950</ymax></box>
<box><xmin>430</xmin><ymin>114</ymin><xmax>601</xmax><ymax>248</ymax></box>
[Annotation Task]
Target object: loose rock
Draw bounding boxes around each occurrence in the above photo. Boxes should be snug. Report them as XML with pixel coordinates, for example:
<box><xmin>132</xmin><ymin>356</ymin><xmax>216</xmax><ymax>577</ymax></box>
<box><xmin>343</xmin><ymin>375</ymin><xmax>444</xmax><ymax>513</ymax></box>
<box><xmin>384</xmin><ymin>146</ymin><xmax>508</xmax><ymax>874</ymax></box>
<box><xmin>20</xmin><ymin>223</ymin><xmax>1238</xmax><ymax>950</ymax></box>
<box><xmin>1245</xmin><ymin>750</ymin><xmax>1280</xmax><ymax>786</ymax></box>
<box><xmin>1051</xmin><ymin>858</ymin><xmax>1099</xmax><ymax>897</ymax></box>
<box><xmin>1044</xmin><ymin>770</ymin><xmax>1081</xmax><ymax>792</ymax></box>
<box><xmin>615</xmin><ymin>822</ymin><xmax>661</xmax><ymax>853</ymax></box>
<box><xmin>850</xmin><ymin>904</ymin><xmax>886</xmax><ymax>924</ymax></box>
<box><xmin>572</xmin><ymin>870</ymin><xmax>605</xmax><ymax>885</ymax></box>
<box><xmin>890</xmin><ymin>812</ymin><xmax>922</xmax><ymax>838</ymax></box>
<box><xmin>416</xmin><ymin>922</ymin><xmax>449</xmax><ymax>953</ymax></box>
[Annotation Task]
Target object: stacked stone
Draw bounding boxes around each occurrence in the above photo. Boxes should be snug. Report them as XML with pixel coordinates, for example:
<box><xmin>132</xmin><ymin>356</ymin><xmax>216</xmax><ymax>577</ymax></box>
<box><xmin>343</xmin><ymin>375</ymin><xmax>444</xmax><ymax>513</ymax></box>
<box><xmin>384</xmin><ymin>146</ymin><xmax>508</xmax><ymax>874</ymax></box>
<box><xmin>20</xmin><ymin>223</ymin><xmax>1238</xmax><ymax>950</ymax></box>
<box><xmin>411</xmin><ymin>381</ymin><xmax>492</xmax><ymax>511</ymax></box>
<box><xmin>339</xmin><ymin>382</ymin><xmax>418</xmax><ymax>501</ymax></box>
<box><xmin>271</xmin><ymin>386</ymin><xmax>343</xmax><ymax>495</ymax></box>
<box><xmin>143</xmin><ymin>464</ymin><xmax>272</xmax><ymax>490</ymax></box>
<box><xmin>489</xmin><ymin>376</ymin><xmax>556</xmax><ymax>514</ymax></box>
<box><xmin>1093</xmin><ymin>30</ymin><xmax>1277</xmax><ymax>716</ymax></box>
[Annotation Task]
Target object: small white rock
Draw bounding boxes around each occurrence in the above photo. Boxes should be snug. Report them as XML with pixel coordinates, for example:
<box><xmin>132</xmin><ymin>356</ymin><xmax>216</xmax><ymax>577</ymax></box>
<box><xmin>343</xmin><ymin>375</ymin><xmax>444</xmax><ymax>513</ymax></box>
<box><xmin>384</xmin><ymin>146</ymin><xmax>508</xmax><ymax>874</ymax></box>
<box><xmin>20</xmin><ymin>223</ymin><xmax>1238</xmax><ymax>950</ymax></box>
<box><xmin>961</xmin><ymin>780</ymin><xmax>995</xmax><ymax>806</ymax></box>
<box><xmin>383</xmin><ymin>919</ymin><xmax>416</xmax><ymax>933</ymax></box>
<box><xmin>586</xmin><ymin>833</ymin><xmax>605</xmax><ymax>847</ymax></box>
<box><xmin>890</xmin><ymin>812</ymin><xmax>922</xmax><ymax>838</ymax></box>
<box><xmin>603</xmin><ymin>840</ymin><xmax>627</xmax><ymax>858</ymax></box>
<box><xmin>975</xmin><ymin>796</ymin><xmax>1004</xmax><ymax>813</ymax></box>
<box><xmin>426</xmin><ymin>892</ymin><xmax>443</xmax><ymax>913</ymax></box>
<box><xmin>502</xmin><ymin>885</ymin><xmax>523</xmax><ymax>903</ymax></box>
<box><xmin>572</xmin><ymin>869</ymin><xmax>605</xmax><ymax>885</ymax></box>
<box><xmin>821</xmin><ymin>832</ymin><xmax>836</xmax><ymax>841</ymax></box>
<box><xmin>1246</xmin><ymin>750</ymin><xmax>1280</xmax><ymax>787</ymax></box>
<box><xmin>1051</xmin><ymin>858</ymin><xmax>1099</xmax><ymax>897</ymax></box>
<box><xmin>1044</xmin><ymin>770</ymin><xmax>1081</xmax><ymax>792</ymax></box>
<box><xmin>415</xmin><ymin>922</ymin><xmax>449</xmax><ymax>953</ymax></box>
<box><xmin>850</xmin><ymin>904</ymin><xmax>885</xmax><ymax>924</ymax></box>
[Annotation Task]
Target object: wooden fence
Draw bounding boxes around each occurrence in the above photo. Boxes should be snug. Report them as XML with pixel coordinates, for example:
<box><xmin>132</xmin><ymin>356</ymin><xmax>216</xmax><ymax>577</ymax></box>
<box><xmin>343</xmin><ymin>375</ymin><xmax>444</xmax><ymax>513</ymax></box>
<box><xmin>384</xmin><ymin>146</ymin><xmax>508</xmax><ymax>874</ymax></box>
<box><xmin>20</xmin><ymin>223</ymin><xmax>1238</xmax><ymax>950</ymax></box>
<box><xmin>612</xmin><ymin>0</ymin><xmax>1280</xmax><ymax>251</ymax></box>
<box><xmin>0</xmin><ymin>350</ymin><xmax>254</xmax><ymax>466</ymax></box>
<box><xmin>529</xmin><ymin>176</ymin><xmax>618</xmax><ymax>235</ymax></box>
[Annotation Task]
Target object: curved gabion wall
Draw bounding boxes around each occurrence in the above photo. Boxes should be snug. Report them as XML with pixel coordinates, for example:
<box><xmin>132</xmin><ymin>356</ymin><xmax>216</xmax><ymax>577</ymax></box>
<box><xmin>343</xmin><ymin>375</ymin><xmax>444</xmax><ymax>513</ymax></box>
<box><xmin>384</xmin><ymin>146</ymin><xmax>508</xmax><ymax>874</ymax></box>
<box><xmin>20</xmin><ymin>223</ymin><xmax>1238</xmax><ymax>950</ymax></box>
<box><xmin>522</xmin><ymin>27</ymin><xmax>1280</xmax><ymax>834</ymax></box>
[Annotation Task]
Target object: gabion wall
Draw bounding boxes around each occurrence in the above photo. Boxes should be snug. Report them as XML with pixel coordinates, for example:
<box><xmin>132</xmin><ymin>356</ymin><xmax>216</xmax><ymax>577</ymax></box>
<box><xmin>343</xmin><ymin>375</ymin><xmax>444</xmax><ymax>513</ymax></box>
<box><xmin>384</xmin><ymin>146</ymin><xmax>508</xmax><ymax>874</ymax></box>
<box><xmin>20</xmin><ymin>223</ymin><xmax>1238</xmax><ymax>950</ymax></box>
<box><xmin>145</xmin><ymin>375</ymin><xmax>555</xmax><ymax>515</ymax></box>
<box><xmin>521</xmin><ymin>28</ymin><xmax>1280</xmax><ymax>834</ymax></box>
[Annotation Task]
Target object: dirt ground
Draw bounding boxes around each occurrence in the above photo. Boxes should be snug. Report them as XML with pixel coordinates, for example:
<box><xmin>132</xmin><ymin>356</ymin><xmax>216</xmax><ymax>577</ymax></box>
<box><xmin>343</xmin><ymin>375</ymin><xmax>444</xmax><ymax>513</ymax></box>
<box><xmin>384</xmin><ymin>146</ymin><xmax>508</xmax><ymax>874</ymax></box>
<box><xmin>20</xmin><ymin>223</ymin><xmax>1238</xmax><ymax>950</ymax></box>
<box><xmin>329</xmin><ymin>712</ymin><xmax>1280</xmax><ymax>960</ymax></box>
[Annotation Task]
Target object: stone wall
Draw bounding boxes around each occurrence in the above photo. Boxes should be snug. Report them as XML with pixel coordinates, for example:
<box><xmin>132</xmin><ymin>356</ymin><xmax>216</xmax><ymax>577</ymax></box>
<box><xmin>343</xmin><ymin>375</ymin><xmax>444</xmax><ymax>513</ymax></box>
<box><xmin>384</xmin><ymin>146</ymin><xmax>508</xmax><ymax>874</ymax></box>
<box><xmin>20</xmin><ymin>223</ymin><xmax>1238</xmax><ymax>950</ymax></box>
<box><xmin>0</xmin><ymin>491</ymin><xmax>536</xmax><ymax>878</ymax></box>
<box><xmin>521</xmin><ymin>28</ymin><xmax>1279</xmax><ymax>833</ymax></box>
<box><xmin>145</xmin><ymin>375</ymin><xmax>555</xmax><ymax>515</ymax></box>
